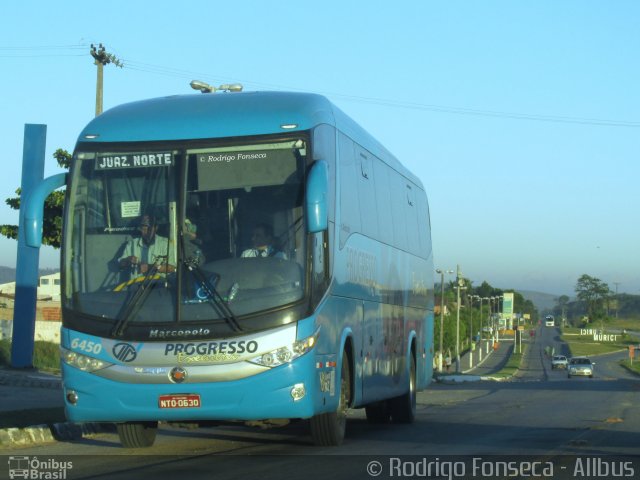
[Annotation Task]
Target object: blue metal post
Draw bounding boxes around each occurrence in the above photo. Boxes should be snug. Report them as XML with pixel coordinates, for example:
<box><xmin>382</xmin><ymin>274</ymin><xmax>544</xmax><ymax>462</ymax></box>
<box><xmin>11</xmin><ymin>124</ymin><xmax>47</xmax><ymax>368</ymax></box>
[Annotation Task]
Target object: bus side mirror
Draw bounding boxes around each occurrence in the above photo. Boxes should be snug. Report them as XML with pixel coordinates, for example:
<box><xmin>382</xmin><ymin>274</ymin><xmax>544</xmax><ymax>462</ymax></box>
<box><xmin>306</xmin><ymin>161</ymin><xmax>328</xmax><ymax>233</ymax></box>
<box><xmin>24</xmin><ymin>173</ymin><xmax>67</xmax><ymax>248</ymax></box>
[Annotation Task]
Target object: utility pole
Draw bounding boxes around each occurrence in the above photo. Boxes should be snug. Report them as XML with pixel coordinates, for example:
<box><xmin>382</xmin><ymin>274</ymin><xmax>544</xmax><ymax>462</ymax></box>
<box><xmin>613</xmin><ymin>282</ymin><xmax>620</xmax><ymax>319</ymax></box>
<box><xmin>90</xmin><ymin>43</ymin><xmax>123</xmax><ymax>116</ymax></box>
<box><xmin>455</xmin><ymin>264</ymin><xmax>462</xmax><ymax>372</ymax></box>
<box><xmin>468</xmin><ymin>294</ymin><xmax>474</xmax><ymax>369</ymax></box>
<box><xmin>436</xmin><ymin>269</ymin><xmax>453</xmax><ymax>372</ymax></box>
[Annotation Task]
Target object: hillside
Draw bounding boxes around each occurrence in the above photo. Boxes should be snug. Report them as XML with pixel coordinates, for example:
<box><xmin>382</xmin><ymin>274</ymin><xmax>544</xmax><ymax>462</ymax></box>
<box><xmin>0</xmin><ymin>266</ymin><xmax>59</xmax><ymax>284</ymax></box>
<box><xmin>0</xmin><ymin>267</ymin><xmax>15</xmax><ymax>284</ymax></box>
<box><xmin>516</xmin><ymin>290</ymin><xmax>563</xmax><ymax>313</ymax></box>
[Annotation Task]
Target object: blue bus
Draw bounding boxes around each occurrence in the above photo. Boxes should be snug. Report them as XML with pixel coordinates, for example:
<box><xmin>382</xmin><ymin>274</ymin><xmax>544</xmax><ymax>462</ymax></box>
<box><xmin>57</xmin><ymin>88</ymin><xmax>434</xmax><ymax>447</ymax></box>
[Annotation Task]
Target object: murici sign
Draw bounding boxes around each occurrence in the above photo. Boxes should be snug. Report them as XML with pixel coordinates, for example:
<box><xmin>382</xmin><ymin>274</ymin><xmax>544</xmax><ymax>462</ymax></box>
<box><xmin>580</xmin><ymin>329</ymin><xmax>619</xmax><ymax>342</ymax></box>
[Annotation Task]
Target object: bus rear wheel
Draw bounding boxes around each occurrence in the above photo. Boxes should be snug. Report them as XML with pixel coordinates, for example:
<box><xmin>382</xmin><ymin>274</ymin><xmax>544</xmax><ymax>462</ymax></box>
<box><xmin>310</xmin><ymin>355</ymin><xmax>351</xmax><ymax>446</ymax></box>
<box><xmin>116</xmin><ymin>421</ymin><xmax>158</xmax><ymax>448</ymax></box>
<box><xmin>389</xmin><ymin>353</ymin><xmax>416</xmax><ymax>424</ymax></box>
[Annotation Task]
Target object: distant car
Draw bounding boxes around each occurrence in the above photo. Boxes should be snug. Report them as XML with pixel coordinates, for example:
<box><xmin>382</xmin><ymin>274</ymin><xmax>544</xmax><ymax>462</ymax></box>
<box><xmin>551</xmin><ymin>355</ymin><xmax>568</xmax><ymax>369</ymax></box>
<box><xmin>567</xmin><ymin>356</ymin><xmax>595</xmax><ymax>378</ymax></box>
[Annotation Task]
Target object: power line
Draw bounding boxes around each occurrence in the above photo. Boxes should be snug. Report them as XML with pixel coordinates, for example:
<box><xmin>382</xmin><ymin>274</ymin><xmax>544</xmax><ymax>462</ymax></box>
<box><xmin>0</xmin><ymin>44</ymin><xmax>86</xmax><ymax>50</ymax></box>
<box><xmin>119</xmin><ymin>58</ymin><xmax>640</xmax><ymax>128</ymax></box>
<box><xmin>0</xmin><ymin>53</ymin><xmax>85</xmax><ymax>58</ymax></box>
<box><xmin>327</xmin><ymin>94</ymin><xmax>640</xmax><ymax>128</ymax></box>
<box><xmin>2</xmin><ymin>45</ymin><xmax>638</xmax><ymax>128</ymax></box>
<box><xmin>0</xmin><ymin>44</ymin><xmax>87</xmax><ymax>57</ymax></box>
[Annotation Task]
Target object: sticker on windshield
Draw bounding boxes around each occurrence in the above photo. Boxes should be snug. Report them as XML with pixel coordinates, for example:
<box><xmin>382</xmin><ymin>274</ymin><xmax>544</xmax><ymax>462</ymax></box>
<box><xmin>96</xmin><ymin>152</ymin><xmax>174</xmax><ymax>170</ymax></box>
<box><xmin>121</xmin><ymin>201</ymin><xmax>141</xmax><ymax>218</ymax></box>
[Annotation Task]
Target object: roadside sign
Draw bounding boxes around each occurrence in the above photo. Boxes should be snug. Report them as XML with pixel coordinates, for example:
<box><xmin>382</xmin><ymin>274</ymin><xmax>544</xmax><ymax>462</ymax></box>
<box><xmin>630</xmin><ymin>345</ymin><xmax>635</xmax><ymax>359</ymax></box>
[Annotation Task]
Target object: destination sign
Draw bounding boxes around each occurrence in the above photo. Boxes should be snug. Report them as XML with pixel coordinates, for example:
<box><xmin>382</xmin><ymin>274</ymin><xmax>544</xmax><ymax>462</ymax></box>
<box><xmin>96</xmin><ymin>152</ymin><xmax>174</xmax><ymax>170</ymax></box>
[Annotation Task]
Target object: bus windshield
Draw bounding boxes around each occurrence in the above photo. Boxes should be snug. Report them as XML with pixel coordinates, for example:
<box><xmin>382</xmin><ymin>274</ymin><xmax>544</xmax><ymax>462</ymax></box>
<box><xmin>63</xmin><ymin>138</ymin><xmax>308</xmax><ymax>331</ymax></box>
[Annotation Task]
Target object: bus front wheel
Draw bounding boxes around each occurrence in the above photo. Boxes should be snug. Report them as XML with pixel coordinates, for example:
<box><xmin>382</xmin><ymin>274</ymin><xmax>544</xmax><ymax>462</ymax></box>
<box><xmin>310</xmin><ymin>354</ymin><xmax>351</xmax><ymax>446</ymax></box>
<box><xmin>116</xmin><ymin>421</ymin><xmax>158</xmax><ymax>448</ymax></box>
<box><xmin>389</xmin><ymin>353</ymin><xmax>417</xmax><ymax>424</ymax></box>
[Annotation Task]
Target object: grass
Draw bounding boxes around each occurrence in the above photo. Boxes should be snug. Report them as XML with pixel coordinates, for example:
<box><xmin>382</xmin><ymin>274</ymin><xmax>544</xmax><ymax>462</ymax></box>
<box><xmin>0</xmin><ymin>339</ymin><xmax>60</xmax><ymax>372</ymax></box>
<box><xmin>603</xmin><ymin>318</ymin><xmax>640</xmax><ymax>331</ymax></box>
<box><xmin>619</xmin><ymin>359</ymin><xmax>640</xmax><ymax>376</ymax></box>
<box><xmin>560</xmin><ymin>327</ymin><xmax>638</xmax><ymax>357</ymax></box>
<box><xmin>0</xmin><ymin>339</ymin><xmax>64</xmax><ymax>429</ymax></box>
<box><xmin>491</xmin><ymin>343</ymin><xmax>529</xmax><ymax>379</ymax></box>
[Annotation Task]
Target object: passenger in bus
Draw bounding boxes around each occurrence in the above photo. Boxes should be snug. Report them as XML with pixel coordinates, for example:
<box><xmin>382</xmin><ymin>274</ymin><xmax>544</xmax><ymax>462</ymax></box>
<box><xmin>183</xmin><ymin>218</ymin><xmax>205</xmax><ymax>265</ymax></box>
<box><xmin>119</xmin><ymin>214</ymin><xmax>176</xmax><ymax>274</ymax></box>
<box><xmin>241</xmin><ymin>223</ymin><xmax>287</xmax><ymax>259</ymax></box>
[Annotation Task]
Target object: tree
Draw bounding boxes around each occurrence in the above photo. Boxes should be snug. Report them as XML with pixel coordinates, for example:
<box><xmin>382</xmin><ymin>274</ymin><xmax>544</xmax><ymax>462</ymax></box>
<box><xmin>474</xmin><ymin>280</ymin><xmax>502</xmax><ymax>299</ymax></box>
<box><xmin>0</xmin><ymin>149</ymin><xmax>70</xmax><ymax>248</ymax></box>
<box><xmin>509</xmin><ymin>290</ymin><xmax>537</xmax><ymax>323</ymax></box>
<box><xmin>575</xmin><ymin>274</ymin><xmax>610</xmax><ymax>321</ymax></box>
<box><xmin>554</xmin><ymin>294</ymin><xmax>570</xmax><ymax>325</ymax></box>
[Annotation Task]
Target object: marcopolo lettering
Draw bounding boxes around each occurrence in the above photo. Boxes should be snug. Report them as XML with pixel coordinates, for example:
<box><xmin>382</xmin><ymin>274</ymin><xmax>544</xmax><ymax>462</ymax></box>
<box><xmin>149</xmin><ymin>328</ymin><xmax>211</xmax><ymax>339</ymax></box>
<box><xmin>96</xmin><ymin>152</ymin><xmax>173</xmax><ymax>170</ymax></box>
<box><xmin>165</xmin><ymin>340</ymin><xmax>259</xmax><ymax>356</ymax></box>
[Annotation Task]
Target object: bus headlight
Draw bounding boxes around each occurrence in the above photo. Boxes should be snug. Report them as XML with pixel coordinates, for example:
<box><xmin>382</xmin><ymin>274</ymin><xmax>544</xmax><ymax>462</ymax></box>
<box><xmin>249</xmin><ymin>329</ymin><xmax>319</xmax><ymax>368</ymax></box>
<box><xmin>61</xmin><ymin>347</ymin><xmax>111</xmax><ymax>372</ymax></box>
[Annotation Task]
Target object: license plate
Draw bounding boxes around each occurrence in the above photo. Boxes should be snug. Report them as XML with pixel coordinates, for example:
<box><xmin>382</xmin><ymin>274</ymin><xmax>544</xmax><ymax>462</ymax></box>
<box><xmin>158</xmin><ymin>394</ymin><xmax>201</xmax><ymax>409</ymax></box>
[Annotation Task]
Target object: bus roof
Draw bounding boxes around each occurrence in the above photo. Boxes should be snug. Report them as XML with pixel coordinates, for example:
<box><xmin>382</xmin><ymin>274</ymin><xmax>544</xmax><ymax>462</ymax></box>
<box><xmin>78</xmin><ymin>91</ymin><xmax>422</xmax><ymax>188</ymax></box>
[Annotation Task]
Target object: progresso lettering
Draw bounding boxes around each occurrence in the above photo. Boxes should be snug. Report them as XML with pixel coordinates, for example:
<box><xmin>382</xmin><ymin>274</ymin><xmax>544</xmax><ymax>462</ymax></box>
<box><xmin>96</xmin><ymin>152</ymin><xmax>174</xmax><ymax>170</ymax></box>
<box><xmin>164</xmin><ymin>340</ymin><xmax>259</xmax><ymax>356</ymax></box>
<box><xmin>346</xmin><ymin>247</ymin><xmax>377</xmax><ymax>288</ymax></box>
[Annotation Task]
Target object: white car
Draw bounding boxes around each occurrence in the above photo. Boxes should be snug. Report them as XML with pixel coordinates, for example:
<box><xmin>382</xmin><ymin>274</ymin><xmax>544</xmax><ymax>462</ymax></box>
<box><xmin>551</xmin><ymin>355</ymin><xmax>568</xmax><ymax>369</ymax></box>
<box><xmin>567</xmin><ymin>357</ymin><xmax>595</xmax><ymax>378</ymax></box>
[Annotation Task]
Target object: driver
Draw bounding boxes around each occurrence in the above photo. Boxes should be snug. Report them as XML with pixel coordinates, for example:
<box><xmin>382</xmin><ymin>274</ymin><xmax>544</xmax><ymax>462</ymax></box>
<box><xmin>241</xmin><ymin>223</ymin><xmax>287</xmax><ymax>259</ymax></box>
<box><xmin>119</xmin><ymin>214</ymin><xmax>176</xmax><ymax>274</ymax></box>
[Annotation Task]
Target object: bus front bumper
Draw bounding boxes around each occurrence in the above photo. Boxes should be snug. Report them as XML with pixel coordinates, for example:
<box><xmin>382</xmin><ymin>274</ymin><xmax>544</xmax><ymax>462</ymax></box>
<box><xmin>62</xmin><ymin>356</ymin><xmax>317</xmax><ymax>423</ymax></box>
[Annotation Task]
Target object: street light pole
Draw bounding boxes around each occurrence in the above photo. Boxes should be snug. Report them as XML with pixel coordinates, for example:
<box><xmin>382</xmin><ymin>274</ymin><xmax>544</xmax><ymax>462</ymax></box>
<box><xmin>455</xmin><ymin>265</ymin><xmax>463</xmax><ymax>372</ymax></box>
<box><xmin>493</xmin><ymin>295</ymin><xmax>498</xmax><ymax>343</ymax></box>
<box><xmin>468</xmin><ymin>294</ymin><xmax>473</xmax><ymax>345</ymax></box>
<box><xmin>489</xmin><ymin>297</ymin><xmax>498</xmax><ymax>343</ymax></box>
<box><xmin>482</xmin><ymin>297</ymin><xmax>490</xmax><ymax>353</ymax></box>
<box><xmin>435</xmin><ymin>268</ymin><xmax>453</xmax><ymax>372</ymax></box>
<box><xmin>468</xmin><ymin>294</ymin><xmax>475</xmax><ymax>369</ymax></box>
<box><xmin>497</xmin><ymin>295</ymin><xmax>504</xmax><ymax>334</ymax></box>
<box><xmin>472</xmin><ymin>295</ymin><xmax>483</xmax><ymax>362</ymax></box>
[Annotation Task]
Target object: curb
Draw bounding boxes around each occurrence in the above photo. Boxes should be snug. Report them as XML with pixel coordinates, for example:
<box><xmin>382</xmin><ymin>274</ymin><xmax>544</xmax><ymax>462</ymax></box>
<box><xmin>434</xmin><ymin>374</ymin><xmax>510</xmax><ymax>384</ymax></box>
<box><xmin>0</xmin><ymin>368</ymin><xmax>62</xmax><ymax>389</ymax></box>
<box><xmin>0</xmin><ymin>425</ymin><xmax>56</xmax><ymax>447</ymax></box>
<box><xmin>0</xmin><ymin>422</ymin><xmax>114</xmax><ymax>449</ymax></box>
<box><xmin>0</xmin><ymin>367</ymin><xmax>112</xmax><ymax>448</ymax></box>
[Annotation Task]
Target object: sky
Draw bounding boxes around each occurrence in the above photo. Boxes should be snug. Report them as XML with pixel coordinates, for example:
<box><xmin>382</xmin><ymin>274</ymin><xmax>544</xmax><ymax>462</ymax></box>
<box><xmin>1</xmin><ymin>0</ymin><xmax>639</xmax><ymax>297</ymax></box>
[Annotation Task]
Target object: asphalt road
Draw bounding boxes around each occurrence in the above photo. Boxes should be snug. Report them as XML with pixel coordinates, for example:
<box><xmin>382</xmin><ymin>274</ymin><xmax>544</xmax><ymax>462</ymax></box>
<box><xmin>3</xmin><ymin>326</ymin><xmax>640</xmax><ymax>480</ymax></box>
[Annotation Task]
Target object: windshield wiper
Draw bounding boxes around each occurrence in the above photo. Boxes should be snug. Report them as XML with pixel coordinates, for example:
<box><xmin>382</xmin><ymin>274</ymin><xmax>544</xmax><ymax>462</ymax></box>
<box><xmin>111</xmin><ymin>257</ymin><xmax>165</xmax><ymax>337</ymax></box>
<box><xmin>183</xmin><ymin>257</ymin><xmax>243</xmax><ymax>333</ymax></box>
